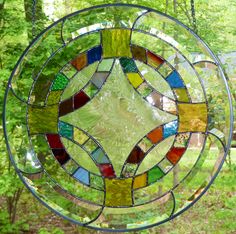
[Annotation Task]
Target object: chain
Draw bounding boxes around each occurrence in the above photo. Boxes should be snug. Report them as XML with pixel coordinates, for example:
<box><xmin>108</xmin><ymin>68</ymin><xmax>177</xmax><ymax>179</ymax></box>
<box><xmin>32</xmin><ymin>0</ymin><xmax>37</xmax><ymax>38</ymax></box>
<box><xmin>190</xmin><ymin>0</ymin><xmax>197</xmax><ymax>33</ymax></box>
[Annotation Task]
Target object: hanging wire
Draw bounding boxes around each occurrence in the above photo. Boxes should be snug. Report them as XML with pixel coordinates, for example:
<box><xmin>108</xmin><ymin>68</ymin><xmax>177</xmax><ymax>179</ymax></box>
<box><xmin>190</xmin><ymin>0</ymin><xmax>197</xmax><ymax>33</ymax></box>
<box><xmin>32</xmin><ymin>0</ymin><xmax>37</xmax><ymax>38</ymax></box>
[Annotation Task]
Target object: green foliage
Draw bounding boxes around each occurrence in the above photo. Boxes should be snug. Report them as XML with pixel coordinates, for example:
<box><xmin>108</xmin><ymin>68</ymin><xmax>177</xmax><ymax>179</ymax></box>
<box><xmin>0</xmin><ymin>0</ymin><xmax>235</xmax><ymax>233</ymax></box>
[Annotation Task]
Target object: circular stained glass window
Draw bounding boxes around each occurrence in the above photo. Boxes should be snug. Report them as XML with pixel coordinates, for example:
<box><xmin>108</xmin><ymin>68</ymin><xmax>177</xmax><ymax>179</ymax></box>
<box><xmin>3</xmin><ymin>3</ymin><xmax>233</xmax><ymax>232</ymax></box>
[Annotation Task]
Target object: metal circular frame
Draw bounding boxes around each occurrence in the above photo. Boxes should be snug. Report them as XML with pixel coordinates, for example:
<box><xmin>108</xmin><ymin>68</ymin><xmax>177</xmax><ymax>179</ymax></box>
<box><xmin>3</xmin><ymin>3</ymin><xmax>234</xmax><ymax>232</ymax></box>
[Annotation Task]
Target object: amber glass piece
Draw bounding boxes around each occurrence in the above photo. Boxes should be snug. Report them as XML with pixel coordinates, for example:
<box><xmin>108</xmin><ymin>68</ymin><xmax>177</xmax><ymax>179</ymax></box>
<box><xmin>52</xmin><ymin>148</ymin><xmax>70</xmax><ymax>165</ymax></box>
<box><xmin>46</xmin><ymin>134</ymin><xmax>63</xmax><ymax>148</ymax></box>
<box><xmin>59</xmin><ymin>97</ymin><xmax>73</xmax><ymax>117</ymax></box>
<box><xmin>131</xmin><ymin>45</ymin><xmax>147</xmax><ymax>63</ymax></box>
<box><xmin>73</xmin><ymin>91</ymin><xmax>90</xmax><ymax>109</ymax></box>
<box><xmin>166</xmin><ymin>147</ymin><xmax>186</xmax><ymax>165</ymax></box>
<box><xmin>147</xmin><ymin>126</ymin><xmax>163</xmax><ymax>144</ymax></box>
<box><xmin>99</xmin><ymin>164</ymin><xmax>116</xmax><ymax>178</ymax></box>
<box><xmin>102</xmin><ymin>29</ymin><xmax>132</xmax><ymax>58</ymax></box>
<box><xmin>105</xmin><ymin>178</ymin><xmax>132</xmax><ymax>207</ymax></box>
<box><xmin>127</xmin><ymin>146</ymin><xmax>145</xmax><ymax>164</ymax></box>
<box><xmin>178</xmin><ymin>103</ymin><xmax>207</xmax><ymax>132</ymax></box>
<box><xmin>147</xmin><ymin>51</ymin><xmax>164</xmax><ymax>68</ymax></box>
<box><xmin>71</xmin><ymin>53</ymin><xmax>87</xmax><ymax>71</ymax></box>
<box><xmin>133</xmin><ymin>173</ymin><xmax>147</xmax><ymax>189</ymax></box>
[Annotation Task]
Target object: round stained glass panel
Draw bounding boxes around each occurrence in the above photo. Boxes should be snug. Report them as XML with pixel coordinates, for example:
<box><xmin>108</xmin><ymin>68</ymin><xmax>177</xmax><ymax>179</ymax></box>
<box><xmin>3</xmin><ymin>3</ymin><xmax>233</xmax><ymax>232</ymax></box>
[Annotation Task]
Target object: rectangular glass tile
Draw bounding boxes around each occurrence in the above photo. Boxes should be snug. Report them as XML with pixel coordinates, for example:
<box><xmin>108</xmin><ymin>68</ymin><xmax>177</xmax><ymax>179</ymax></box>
<box><xmin>102</xmin><ymin>29</ymin><xmax>132</xmax><ymax>58</ymax></box>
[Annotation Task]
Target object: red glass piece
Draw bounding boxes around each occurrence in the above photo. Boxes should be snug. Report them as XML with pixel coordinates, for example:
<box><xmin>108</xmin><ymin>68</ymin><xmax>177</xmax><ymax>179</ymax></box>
<box><xmin>59</xmin><ymin>97</ymin><xmax>73</xmax><ymax>117</ymax></box>
<box><xmin>46</xmin><ymin>134</ymin><xmax>63</xmax><ymax>148</ymax></box>
<box><xmin>166</xmin><ymin>147</ymin><xmax>186</xmax><ymax>165</ymax></box>
<box><xmin>127</xmin><ymin>146</ymin><xmax>145</xmax><ymax>164</ymax></box>
<box><xmin>74</xmin><ymin>91</ymin><xmax>90</xmax><ymax>109</ymax></box>
<box><xmin>99</xmin><ymin>164</ymin><xmax>116</xmax><ymax>178</ymax></box>
<box><xmin>52</xmin><ymin>149</ymin><xmax>70</xmax><ymax>165</ymax></box>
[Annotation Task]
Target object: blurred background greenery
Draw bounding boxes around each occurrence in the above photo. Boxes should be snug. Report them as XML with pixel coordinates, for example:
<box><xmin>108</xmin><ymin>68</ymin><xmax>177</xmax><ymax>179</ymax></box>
<box><xmin>0</xmin><ymin>0</ymin><xmax>235</xmax><ymax>233</ymax></box>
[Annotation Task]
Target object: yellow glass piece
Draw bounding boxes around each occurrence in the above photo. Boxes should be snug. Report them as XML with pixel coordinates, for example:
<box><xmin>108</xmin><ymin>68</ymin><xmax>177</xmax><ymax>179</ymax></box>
<box><xmin>127</xmin><ymin>73</ymin><xmax>144</xmax><ymax>88</ymax></box>
<box><xmin>105</xmin><ymin>178</ymin><xmax>132</xmax><ymax>207</ymax></box>
<box><xmin>102</xmin><ymin>29</ymin><xmax>132</xmax><ymax>58</ymax></box>
<box><xmin>47</xmin><ymin>90</ymin><xmax>63</xmax><ymax>105</ymax></box>
<box><xmin>133</xmin><ymin>173</ymin><xmax>147</xmax><ymax>189</ymax></box>
<box><xmin>178</xmin><ymin>103</ymin><xmax>207</xmax><ymax>132</ymax></box>
<box><xmin>74</xmin><ymin>128</ymin><xmax>89</xmax><ymax>145</ymax></box>
<box><xmin>173</xmin><ymin>88</ymin><xmax>190</xmax><ymax>102</ymax></box>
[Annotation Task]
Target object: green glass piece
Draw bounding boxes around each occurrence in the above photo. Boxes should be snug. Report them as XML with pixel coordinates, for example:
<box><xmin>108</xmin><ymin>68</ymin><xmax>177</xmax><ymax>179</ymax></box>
<box><xmin>121</xmin><ymin>163</ymin><xmax>137</xmax><ymax>177</ymax></box>
<box><xmin>59</xmin><ymin>121</ymin><xmax>73</xmax><ymax>139</ymax></box>
<box><xmin>148</xmin><ymin>166</ymin><xmax>165</xmax><ymax>184</ymax></box>
<box><xmin>119</xmin><ymin>58</ymin><xmax>138</xmax><ymax>73</ymax></box>
<box><xmin>90</xmin><ymin>174</ymin><xmax>104</xmax><ymax>190</ymax></box>
<box><xmin>51</xmin><ymin>73</ymin><xmax>69</xmax><ymax>91</ymax></box>
<box><xmin>84</xmin><ymin>139</ymin><xmax>98</xmax><ymax>153</ymax></box>
<box><xmin>28</xmin><ymin>105</ymin><xmax>58</xmax><ymax>134</ymax></box>
<box><xmin>62</xmin><ymin>64</ymin><xmax>77</xmax><ymax>79</ymax></box>
<box><xmin>158</xmin><ymin>63</ymin><xmax>173</xmax><ymax>77</ymax></box>
<box><xmin>137</xmin><ymin>82</ymin><xmax>153</xmax><ymax>97</ymax></box>
<box><xmin>29</xmin><ymin>75</ymin><xmax>53</xmax><ymax>106</ymax></box>
<box><xmin>63</xmin><ymin>159</ymin><xmax>78</xmax><ymax>174</ymax></box>
<box><xmin>83</xmin><ymin>82</ymin><xmax>99</xmax><ymax>98</ymax></box>
<box><xmin>98</xmin><ymin>59</ymin><xmax>114</xmax><ymax>71</ymax></box>
<box><xmin>102</xmin><ymin>29</ymin><xmax>132</xmax><ymax>58</ymax></box>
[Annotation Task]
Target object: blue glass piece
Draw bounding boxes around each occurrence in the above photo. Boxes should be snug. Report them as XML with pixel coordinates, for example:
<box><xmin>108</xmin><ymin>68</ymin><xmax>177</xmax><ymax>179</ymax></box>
<box><xmin>59</xmin><ymin>121</ymin><xmax>73</xmax><ymax>139</ymax></box>
<box><xmin>73</xmin><ymin>167</ymin><xmax>90</xmax><ymax>185</ymax></box>
<box><xmin>165</xmin><ymin>71</ymin><xmax>185</xmax><ymax>88</ymax></box>
<box><xmin>91</xmin><ymin>148</ymin><xmax>109</xmax><ymax>163</ymax></box>
<box><xmin>87</xmin><ymin>46</ymin><xmax>102</xmax><ymax>64</ymax></box>
<box><xmin>163</xmin><ymin>120</ymin><xmax>178</xmax><ymax>138</ymax></box>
